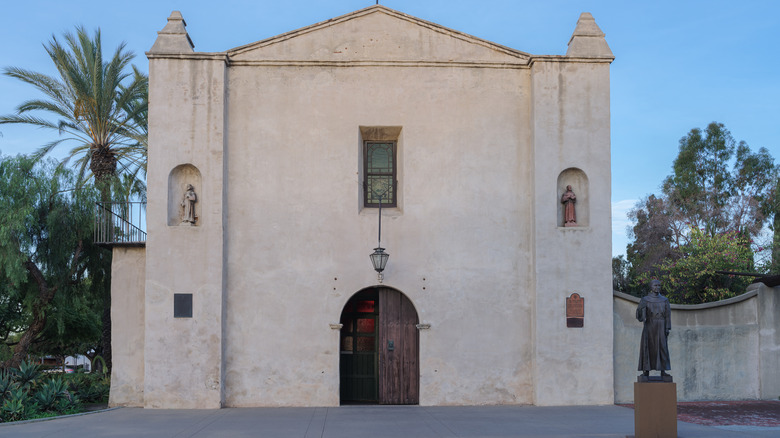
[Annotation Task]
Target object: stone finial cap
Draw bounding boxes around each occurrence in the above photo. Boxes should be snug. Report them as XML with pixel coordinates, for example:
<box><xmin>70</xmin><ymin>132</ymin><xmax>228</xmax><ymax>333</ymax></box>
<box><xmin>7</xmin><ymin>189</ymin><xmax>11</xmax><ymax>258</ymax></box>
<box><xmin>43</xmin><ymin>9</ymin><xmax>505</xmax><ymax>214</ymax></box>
<box><xmin>566</xmin><ymin>12</ymin><xmax>613</xmax><ymax>58</ymax></box>
<box><xmin>149</xmin><ymin>11</ymin><xmax>195</xmax><ymax>53</ymax></box>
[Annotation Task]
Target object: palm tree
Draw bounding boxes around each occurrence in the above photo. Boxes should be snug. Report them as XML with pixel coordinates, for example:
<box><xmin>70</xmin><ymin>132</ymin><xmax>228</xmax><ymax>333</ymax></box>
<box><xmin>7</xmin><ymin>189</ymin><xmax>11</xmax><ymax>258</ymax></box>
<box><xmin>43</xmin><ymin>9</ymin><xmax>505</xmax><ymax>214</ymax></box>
<box><xmin>0</xmin><ymin>26</ymin><xmax>147</xmax><ymax>197</ymax></box>
<box><xmin>0</xmin><ymin>27</ymin><xmax>148</xmax><ymax>372</ymax></box>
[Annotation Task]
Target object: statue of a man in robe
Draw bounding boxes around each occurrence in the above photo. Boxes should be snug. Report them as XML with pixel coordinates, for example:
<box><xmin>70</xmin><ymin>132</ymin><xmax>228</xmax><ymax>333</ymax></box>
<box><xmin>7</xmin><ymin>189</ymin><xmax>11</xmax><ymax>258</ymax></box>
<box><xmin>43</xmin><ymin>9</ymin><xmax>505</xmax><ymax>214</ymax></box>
<box><xmin>636</xmin><ymin>279</ymin><xmax>671</xmax><ymax>379</ymax></box>
<box><xmin>561</xmin><ymin>185</ymin><xmax>577</xmax><ymax>227</ymax></box>
<box><xmin>181</xmin><ymin>184</ymin><xmax>197</xmax><ymax>225</ymax></box>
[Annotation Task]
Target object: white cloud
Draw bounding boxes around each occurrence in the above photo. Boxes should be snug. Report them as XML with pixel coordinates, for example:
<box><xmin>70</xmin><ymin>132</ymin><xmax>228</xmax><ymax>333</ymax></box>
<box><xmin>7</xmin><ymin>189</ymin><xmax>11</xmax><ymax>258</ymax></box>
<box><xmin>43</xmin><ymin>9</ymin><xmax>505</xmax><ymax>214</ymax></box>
<box><xmin>612</xmin><ymin>199</ymin><xmax>637</xmax><ymax>257</ymax></box>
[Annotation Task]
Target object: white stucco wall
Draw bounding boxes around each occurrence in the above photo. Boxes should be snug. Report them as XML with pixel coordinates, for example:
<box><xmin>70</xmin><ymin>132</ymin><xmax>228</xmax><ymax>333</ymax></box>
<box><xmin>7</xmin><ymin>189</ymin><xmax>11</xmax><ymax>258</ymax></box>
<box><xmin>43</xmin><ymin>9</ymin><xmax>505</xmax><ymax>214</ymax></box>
<box><xmin>222</xmin><ymin>63</ymin><xmax>535</xmax><ymax>406</ymax></box>
<box><xmin>136</xmin><ymin>6</ymin><xmax>614</xmax><ymax>408</ymax></box>
<box><xmin>144</xmin><ymin>53</ymin><xmax>227</xmax><ymax>409</ymax></box>
<box><xmin>530</xmin><ymin>58</ymin><xmax>614</xmax><ymax>406</ymax></box>
<box><xmin>109</xmin><ymin>246</ymin><xmax>146</xmax><ymax>407</ymax></box>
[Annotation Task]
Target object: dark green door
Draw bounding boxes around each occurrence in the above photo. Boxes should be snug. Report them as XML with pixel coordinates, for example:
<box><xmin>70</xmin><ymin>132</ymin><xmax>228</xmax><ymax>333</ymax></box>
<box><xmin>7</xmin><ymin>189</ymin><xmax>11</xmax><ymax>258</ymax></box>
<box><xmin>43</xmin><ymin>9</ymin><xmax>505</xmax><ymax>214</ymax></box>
<box><xmin>339</xmin><ymin>289</ymin><xmax>378</xmax><ymax>403</ymax></box>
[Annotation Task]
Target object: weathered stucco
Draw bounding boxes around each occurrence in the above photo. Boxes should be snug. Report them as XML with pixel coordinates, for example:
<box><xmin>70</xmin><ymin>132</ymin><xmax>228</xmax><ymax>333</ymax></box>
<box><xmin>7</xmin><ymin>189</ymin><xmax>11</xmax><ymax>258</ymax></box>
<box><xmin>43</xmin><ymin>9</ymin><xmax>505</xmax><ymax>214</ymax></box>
<box><xmin>613</xmin><ymin>284</ymin><xmax>780</xmax><ymax>403</ymax></box>
<box><xmin>109</xmin><ymin>247</ymin><xmax>146</xmax><ymax>407</ymax></box>
<box><xmin>144</xmin><ymin>51</ymin><xmax>227</xmax><ymax>408</ymax></box>
<box><xmin>127</xmin><ymin>5</ymin><xmax>614</xmax><ymax>408</ymax></box>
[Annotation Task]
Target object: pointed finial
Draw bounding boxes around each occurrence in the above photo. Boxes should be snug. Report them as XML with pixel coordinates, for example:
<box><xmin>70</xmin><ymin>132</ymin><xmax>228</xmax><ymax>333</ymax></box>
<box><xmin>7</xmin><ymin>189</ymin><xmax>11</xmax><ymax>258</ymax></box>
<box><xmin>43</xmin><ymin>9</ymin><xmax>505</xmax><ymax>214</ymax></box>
<box><xmin>149</xmin><ymin>11</ymin><xmax>195</xmax><ymax>53</ymax></box>
<box><xmin>566</xmin><ymin>12</ymin><xmax>613</xmax><ymax>58</ymax></box>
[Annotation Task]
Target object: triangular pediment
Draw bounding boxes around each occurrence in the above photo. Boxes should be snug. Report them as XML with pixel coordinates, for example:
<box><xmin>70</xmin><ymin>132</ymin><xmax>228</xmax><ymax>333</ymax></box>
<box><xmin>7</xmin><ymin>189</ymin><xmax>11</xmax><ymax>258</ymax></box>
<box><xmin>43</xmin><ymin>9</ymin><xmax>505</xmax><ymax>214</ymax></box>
<box><xmin>228</xmin><ymin>6</ymin><xmax>530</xmax><ymax>65</ymax></box>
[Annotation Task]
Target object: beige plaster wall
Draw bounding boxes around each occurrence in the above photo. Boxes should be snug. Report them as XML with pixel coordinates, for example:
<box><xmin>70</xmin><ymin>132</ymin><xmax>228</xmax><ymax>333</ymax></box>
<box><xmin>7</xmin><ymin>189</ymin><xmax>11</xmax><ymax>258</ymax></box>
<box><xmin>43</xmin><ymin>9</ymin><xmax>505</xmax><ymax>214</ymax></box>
<box><xmin>529</xmin><ymin>59</ymin><xmax>614</xmax><ymax>406</ymax></box>
<box><xmin>144</xmin><ymin>55</ymin><xmax>227</xmax><ymax>409</ymax></box>
<box><xmin>613</xmin><ymin>287</ymin><xmax>775</xmax><ymax>403</ymax></box>
<box><xmin>758</xmin><ymin>284</ymin><xmax>780</xmax><ymax>399</ymax></box>
<box><xmin>222</xmin><ymin>64</ymin><xmax>536</xmax><ymax>406</ymax></box>
<box><xmin>140</xmin><ymin>6</ymin><xmax>614</xmax><ymax>408</ymax></box>
<box><xmin>109</xmin><ymin>246</ymin><xmax>146</xmax><ymax>407</ymax></box>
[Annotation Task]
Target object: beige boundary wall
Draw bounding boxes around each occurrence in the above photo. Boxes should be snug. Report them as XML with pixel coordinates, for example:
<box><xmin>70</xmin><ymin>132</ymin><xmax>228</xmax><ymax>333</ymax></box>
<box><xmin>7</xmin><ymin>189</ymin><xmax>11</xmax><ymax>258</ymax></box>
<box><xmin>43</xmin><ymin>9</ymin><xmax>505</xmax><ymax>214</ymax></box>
<box><xmin>613</xmin><ymin>284</ymin><xmax>780</xmax><ymax>403</ymax></box>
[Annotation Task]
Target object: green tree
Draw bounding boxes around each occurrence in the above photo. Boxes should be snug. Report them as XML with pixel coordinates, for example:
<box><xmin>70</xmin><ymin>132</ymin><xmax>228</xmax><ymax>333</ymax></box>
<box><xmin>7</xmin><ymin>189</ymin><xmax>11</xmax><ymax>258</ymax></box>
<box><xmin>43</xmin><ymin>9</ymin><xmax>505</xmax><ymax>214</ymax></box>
<box><xmin>626</xmin><ymin>122</ymin><xmax>776</xmax><ymax>302</ymax></box>
<box><xmin>0</xmin><ymin>27</ymin><xmax>148</xmax><ymax>371</ymax></box>
<box><xmin>0</xmin><ymin>155</ymin><xmax>108</xmax><ymax>370</ymax></box>
<box><xmin>612</xmin><ymin>255</ymin><xmax>631</xmax><ymax>293</ymax></box>
<box><xmin>626</xmin><ymin>195</ymin><xmax>678</xmax><ymax>282</ymax></box>
<box><xmin>661</xmin><ymin>122</ymin><xmax>775</xmax><ymax>240</ymax></box>
<box><xmin>0</xmin><ymin>27</ymin><xmax>147</xmax><ymax>193</ymax></box>
<box><xmin>635</xmin><ymin>229</ymin><xmax>754</xmax><ymax>304</ymax></box>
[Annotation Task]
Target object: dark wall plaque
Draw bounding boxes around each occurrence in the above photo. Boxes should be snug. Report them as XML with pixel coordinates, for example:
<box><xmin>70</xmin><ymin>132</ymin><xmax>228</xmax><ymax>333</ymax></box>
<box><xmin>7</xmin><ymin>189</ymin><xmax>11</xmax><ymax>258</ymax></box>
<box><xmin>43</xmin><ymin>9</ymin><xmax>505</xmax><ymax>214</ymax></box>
<box><xmin>174</xmin><ymin>293</ymin><xmax>193</xmax><ymax>318</ymax></box>
<box><xmin>566</xmin><ymin>293</ymin><xmax>584</xmax><ymax>328</ymax></box>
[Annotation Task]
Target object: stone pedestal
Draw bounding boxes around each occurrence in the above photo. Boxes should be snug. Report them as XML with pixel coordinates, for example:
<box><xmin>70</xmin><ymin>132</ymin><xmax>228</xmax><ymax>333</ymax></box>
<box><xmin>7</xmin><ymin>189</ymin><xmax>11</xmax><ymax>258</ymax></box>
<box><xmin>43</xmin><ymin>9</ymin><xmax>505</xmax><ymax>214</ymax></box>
<box><xmin>634</xmin><ymin>382</ymin><xmax>677</xmax><ymax>438</ymax></box>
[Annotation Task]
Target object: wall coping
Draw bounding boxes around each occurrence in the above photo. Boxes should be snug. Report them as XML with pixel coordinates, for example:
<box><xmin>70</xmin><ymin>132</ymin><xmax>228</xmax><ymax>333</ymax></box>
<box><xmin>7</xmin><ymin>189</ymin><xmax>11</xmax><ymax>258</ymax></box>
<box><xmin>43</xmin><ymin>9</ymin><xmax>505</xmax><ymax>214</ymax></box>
<box><xmin>613</xmin><ymin>287</ymin><xmax>759</xmax><ymax>311</ymax></box>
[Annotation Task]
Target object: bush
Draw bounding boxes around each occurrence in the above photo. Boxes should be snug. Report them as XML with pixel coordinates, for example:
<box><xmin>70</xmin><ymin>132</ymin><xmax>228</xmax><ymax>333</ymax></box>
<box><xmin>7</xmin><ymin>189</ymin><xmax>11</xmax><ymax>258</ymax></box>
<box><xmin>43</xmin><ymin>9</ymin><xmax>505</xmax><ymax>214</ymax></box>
<box><xmin>0</xmin><ymin>360</ymin><xmax>106</xmax><ymax>422</ymax></box>
<box><xmin>1</xmin><ymin>387</ymin><xmax>38</xmax><ymax>422</ymax></box>
<box><xmin>34</xmin><ymin>378</ymin><xmax>71</xmax><ymax>412</ymax></box>
<box><xmin>66</xmin><ymin>371</ymin><xmax>109</xmax><ymax>403</ymax></box>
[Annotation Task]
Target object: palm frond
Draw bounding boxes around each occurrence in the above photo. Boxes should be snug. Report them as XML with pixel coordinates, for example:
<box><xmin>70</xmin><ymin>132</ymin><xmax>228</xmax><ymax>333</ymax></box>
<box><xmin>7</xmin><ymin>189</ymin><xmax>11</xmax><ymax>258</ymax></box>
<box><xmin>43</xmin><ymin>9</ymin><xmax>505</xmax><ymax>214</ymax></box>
<box><xmin>1</xmin><ymin>26</ymin><xmax>147</xmax><ymax>194</ymax></box>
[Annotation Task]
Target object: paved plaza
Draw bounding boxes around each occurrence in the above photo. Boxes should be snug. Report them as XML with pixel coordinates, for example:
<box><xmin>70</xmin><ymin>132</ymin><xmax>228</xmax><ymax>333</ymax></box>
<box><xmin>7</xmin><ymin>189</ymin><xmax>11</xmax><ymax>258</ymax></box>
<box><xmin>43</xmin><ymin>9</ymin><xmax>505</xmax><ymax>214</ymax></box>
<box><xmin>2</xmin><ymin>404</ymin><xmax>780</xmax><ymax>437</ymax></box>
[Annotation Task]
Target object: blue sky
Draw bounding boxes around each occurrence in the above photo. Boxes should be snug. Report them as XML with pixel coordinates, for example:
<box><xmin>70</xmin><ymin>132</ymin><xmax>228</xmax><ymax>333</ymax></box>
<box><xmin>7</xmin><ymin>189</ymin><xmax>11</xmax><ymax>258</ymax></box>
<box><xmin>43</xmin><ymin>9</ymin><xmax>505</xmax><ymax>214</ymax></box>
<box><xmin>1</xmin><ymin>1</ymin><xmax>778</xmax><ymax>257</ymax></box>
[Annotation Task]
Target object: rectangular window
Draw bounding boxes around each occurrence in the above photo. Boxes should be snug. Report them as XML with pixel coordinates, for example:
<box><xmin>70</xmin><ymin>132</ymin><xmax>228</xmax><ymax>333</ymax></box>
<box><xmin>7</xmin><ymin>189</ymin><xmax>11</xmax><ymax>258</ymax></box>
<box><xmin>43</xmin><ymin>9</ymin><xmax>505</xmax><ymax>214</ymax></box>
<box><xmin>364</xmin><ymin>141</ymin><xmax>397</xmax><ymax>207</ymax></box>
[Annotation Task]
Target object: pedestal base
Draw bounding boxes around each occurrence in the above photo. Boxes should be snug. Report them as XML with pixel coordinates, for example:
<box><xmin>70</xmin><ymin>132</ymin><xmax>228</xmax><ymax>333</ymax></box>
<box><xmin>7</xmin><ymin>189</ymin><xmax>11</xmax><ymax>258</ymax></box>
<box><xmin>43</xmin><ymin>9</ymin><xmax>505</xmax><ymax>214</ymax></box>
<box><xmin>634</xmin><ymin>382</ymin><xmax>677</xmax><ymax>438</ymax></box>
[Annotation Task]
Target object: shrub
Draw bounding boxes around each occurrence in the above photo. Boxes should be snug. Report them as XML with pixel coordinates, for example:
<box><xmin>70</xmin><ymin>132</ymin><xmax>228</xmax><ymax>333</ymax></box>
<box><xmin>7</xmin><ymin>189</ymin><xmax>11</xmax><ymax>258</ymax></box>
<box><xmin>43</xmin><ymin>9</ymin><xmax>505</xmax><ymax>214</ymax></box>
<box><xmin>67</xmin><ymin>371</ymin><xmax>109</xmax><ymax>403</ymax></box>
<box><xmin>0</xmin><ymin>369</ymin><xmax>16</xmax><ymax>400</ymax></box>
<box><xmin>1</xmin><ymin>387</ymin><xmax>38</xmax><ymax>422</ymax></box>
<box><xmin>12</xmin><ymin>361</ymin><xmax>42</xmax><ymax>392</ymax></box>
<box><xmin>0</xmin><ymin>360</ymin><xmax>102</xmax><ymax>422</ymax></box>
<box><xmin>34</xmin><ymin>378</ymin><xmax>71</xmax><ymax>412</ymax></box>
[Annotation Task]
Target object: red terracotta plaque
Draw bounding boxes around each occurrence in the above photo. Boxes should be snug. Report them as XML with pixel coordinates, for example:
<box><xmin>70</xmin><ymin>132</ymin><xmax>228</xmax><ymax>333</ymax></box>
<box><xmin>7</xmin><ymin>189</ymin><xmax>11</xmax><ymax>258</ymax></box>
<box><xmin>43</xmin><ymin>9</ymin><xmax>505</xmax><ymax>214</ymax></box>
<box><xmin>566</xmin><ymin>293</ymin><xmax>584</xmax><ymax>328</ymax></box>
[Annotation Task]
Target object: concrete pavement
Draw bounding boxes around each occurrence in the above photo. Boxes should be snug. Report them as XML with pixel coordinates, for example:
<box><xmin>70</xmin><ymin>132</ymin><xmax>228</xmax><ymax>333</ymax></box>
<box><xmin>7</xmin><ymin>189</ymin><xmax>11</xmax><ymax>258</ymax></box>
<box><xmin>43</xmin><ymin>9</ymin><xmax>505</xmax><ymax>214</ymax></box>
<box><xmin>2</xmin><ymin>404</ymin><xmax>779</xmax><ymax>437</ymax></box>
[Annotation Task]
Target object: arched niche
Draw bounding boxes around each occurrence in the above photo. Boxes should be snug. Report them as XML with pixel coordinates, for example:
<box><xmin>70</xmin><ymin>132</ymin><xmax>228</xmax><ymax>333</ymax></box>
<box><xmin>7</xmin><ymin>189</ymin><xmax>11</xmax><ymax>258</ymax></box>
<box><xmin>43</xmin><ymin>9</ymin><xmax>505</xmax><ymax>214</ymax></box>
<box><xmin>168</xmin><ymin>164</ymin><xmax>202</xmax><ymax>226</ymax></box>
<box><xmin>557</xmin><ymin>168</ymin><xmax>589</xmax><ymax>228</ymax></box>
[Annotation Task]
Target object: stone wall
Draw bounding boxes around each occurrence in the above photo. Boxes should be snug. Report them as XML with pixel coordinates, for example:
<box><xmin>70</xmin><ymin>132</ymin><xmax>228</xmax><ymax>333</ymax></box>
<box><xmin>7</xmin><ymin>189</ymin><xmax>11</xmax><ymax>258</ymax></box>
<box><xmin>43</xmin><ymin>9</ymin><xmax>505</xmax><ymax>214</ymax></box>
<box><xmin>613</xmin><ymin>284</ymin><xmax>780</xmax><ymax>403</ymax></box>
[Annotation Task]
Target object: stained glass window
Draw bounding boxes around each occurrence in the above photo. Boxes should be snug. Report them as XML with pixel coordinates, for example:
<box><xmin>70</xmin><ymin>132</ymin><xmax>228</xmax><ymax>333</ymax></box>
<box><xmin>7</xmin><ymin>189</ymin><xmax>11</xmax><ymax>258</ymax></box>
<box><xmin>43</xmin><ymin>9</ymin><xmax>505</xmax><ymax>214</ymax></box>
<box><xmin>364</xmin><ymin>142</ymin><xmax>396</xmax><ymax>207</ymax></box>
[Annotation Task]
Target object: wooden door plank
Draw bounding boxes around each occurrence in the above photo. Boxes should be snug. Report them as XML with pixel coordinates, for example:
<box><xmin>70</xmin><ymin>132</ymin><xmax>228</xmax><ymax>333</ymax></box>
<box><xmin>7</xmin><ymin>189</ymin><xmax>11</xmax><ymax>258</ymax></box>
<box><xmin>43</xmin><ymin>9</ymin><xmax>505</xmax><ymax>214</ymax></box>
<box><xmin>400</xmin><ymin>294</ymin><xmax>420</xmax><ymax>404</ymax></box>
<box><xmin>379</xmin><ymin>288</ymin><xmax>402</xmax><ymax>404</ymax></box>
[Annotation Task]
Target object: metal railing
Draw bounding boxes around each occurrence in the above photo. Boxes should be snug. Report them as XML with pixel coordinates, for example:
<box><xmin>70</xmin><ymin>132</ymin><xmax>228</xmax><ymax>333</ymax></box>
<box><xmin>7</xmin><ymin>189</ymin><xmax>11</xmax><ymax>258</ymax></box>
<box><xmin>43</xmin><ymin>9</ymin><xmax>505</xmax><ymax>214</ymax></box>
<box><xmin>94</xmin><ymin>201</ymin><xmax>147</xmax><ymax>246</ymax></box>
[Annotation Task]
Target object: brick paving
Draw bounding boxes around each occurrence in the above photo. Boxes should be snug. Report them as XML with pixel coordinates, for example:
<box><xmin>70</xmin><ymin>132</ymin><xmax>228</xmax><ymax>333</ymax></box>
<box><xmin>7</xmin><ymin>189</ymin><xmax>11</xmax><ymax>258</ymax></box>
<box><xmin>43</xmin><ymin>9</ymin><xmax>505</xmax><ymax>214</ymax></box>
<box><xmin>677</xmin><ymin>401</ymin><xmax>780</xmax><ymax>427</ymax></box>
<box><xmin>621</xmin><ymin>400</ymin><xmax>780</xmax><ymax>427</ymax></box>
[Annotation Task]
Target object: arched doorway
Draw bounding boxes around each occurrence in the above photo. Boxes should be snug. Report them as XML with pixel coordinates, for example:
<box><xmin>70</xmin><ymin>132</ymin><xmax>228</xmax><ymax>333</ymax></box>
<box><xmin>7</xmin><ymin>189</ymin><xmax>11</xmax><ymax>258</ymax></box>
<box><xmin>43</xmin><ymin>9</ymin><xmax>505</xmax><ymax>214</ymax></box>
<box><xmin>339</xmin><ymin>287</ymin><xmax>419</xmax><ymax>404</ymax></box>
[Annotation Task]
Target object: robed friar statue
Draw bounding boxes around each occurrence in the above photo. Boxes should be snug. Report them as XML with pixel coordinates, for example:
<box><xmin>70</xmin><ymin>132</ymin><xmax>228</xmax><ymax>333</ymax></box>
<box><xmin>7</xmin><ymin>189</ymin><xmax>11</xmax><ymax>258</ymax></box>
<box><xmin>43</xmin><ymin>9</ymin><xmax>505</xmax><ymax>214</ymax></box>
<box><xmin>636</xmin><ymin>279</ymin><xmax>671</xmax><ymax>380</ymax></box>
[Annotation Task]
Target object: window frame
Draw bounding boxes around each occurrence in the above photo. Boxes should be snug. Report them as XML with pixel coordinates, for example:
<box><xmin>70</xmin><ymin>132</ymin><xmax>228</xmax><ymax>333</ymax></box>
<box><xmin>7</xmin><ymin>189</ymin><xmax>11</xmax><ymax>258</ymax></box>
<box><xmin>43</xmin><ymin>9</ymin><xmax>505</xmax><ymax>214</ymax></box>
<box><xmin>363</xmin><ymin>141</ymin><xmax>398</xmax><ymax>208</ymax></box>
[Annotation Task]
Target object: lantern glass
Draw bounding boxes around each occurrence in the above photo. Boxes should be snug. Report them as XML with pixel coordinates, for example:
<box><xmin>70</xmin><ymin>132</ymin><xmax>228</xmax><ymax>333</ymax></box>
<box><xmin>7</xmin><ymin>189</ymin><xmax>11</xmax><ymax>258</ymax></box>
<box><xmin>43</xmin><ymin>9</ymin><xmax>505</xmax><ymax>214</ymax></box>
<box><xmin>370</xmin><ymin>247</ymin><xmax>389</xmax><ymax>273</ymax></box>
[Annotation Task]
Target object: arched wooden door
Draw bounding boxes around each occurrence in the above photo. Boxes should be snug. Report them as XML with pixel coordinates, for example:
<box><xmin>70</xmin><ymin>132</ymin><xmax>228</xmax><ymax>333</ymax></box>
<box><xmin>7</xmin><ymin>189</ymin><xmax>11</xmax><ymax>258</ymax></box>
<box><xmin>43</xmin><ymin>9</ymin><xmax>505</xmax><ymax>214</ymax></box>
<box><xmin>339</xmin><ymin>287</ymin><xmax>419</xmax><ymax>404</ymax></box>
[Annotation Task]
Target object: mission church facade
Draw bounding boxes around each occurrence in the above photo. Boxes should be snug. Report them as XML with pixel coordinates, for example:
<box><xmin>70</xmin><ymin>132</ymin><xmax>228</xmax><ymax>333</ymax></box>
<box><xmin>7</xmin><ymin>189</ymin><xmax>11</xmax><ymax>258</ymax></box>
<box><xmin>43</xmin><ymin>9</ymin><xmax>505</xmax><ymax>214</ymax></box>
<box><xmin>109</xmin><ymin>5</ymin><xmax>615</xmax><ymax>408</ymax></box>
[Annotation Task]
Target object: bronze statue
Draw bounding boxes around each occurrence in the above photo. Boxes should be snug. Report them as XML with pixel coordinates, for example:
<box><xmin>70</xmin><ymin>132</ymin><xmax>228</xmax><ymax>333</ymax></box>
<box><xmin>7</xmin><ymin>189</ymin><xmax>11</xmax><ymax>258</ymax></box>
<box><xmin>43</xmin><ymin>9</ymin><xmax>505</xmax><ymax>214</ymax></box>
<box><xmin>561</xmin><ymin>185</ymin><xmax>577</xmax><ymax>227</ymax></box>
<box><xmin>636</xmin><ymin>279</ymin><xmax>671</xmax><ymax>378</ymax></box>
<box><xmin>181</xmin><ymin>184</ymin><xmax>198</xmax><ymax>225</ymax></box>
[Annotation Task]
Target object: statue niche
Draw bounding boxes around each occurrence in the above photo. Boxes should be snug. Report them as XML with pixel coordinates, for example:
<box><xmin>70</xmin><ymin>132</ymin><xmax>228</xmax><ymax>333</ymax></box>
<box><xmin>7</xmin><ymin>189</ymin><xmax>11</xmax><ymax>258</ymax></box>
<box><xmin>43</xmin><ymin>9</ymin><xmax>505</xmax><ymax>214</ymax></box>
<box><xmin>168</xmin><ymin>164</ymin><xmax>202</xmax><ymax>226</ymax></box>
<box><xmin>557</xmin><ymin>168</ymin><xmax>588</xmax><ymax>227</ymax></box>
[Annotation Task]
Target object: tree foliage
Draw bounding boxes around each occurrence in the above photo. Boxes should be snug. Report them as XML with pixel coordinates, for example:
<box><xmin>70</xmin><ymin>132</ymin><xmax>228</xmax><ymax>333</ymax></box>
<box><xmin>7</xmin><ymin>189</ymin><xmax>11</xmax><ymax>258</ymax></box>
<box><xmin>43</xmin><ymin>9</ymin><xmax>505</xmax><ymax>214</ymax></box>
<box><xmin>624</xmin><ymin>122</ymin><xmax>777</xmax><ymax>302</ymax></box>
<box><xmin>0</xmin><ymin>27</ymin><xmax>148</xmax><ymax>372</ymax></box>
<box><xmin>0</xmin><ymin>155</ymin><xmax>108</xmax><ymax>369</ymax></box>
<box><xmin>635</xmin><ymin>229</ymin><xmax>754</xmax><ymax>303</ymax></box>
<box><xmin>0</xmin><ymin>26</ymin><xmax>147</xmax><ymax>196</ymax></box>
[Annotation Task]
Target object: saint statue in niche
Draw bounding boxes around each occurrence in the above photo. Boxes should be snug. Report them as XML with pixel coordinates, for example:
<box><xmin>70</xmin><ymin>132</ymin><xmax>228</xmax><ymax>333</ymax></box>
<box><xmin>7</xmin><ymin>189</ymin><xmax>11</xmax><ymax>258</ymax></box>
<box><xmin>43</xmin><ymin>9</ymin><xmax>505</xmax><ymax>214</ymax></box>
<box><xmin>181</xmin><ymin>184</ymin><xmax>198</xmax><ymax>225</ymax></box>
<box><xmin>561</xmin><ymin>185</ymin><xmax>577</xmax><ymax>227</ymax></box>
<box><xmin>636</xmin><ymin>279</ymin><xmax>672</xmax><ymax>380</ymax></box>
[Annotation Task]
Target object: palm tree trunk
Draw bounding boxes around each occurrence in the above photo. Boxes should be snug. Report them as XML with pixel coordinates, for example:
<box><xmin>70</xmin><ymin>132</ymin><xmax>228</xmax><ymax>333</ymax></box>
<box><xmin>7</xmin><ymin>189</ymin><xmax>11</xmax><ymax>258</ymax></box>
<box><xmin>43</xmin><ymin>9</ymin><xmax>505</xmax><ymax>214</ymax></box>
<box><xmin>93</xmin><ymin>153</ymin><xmax>116</xmax><ymax>374</ymax></box>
